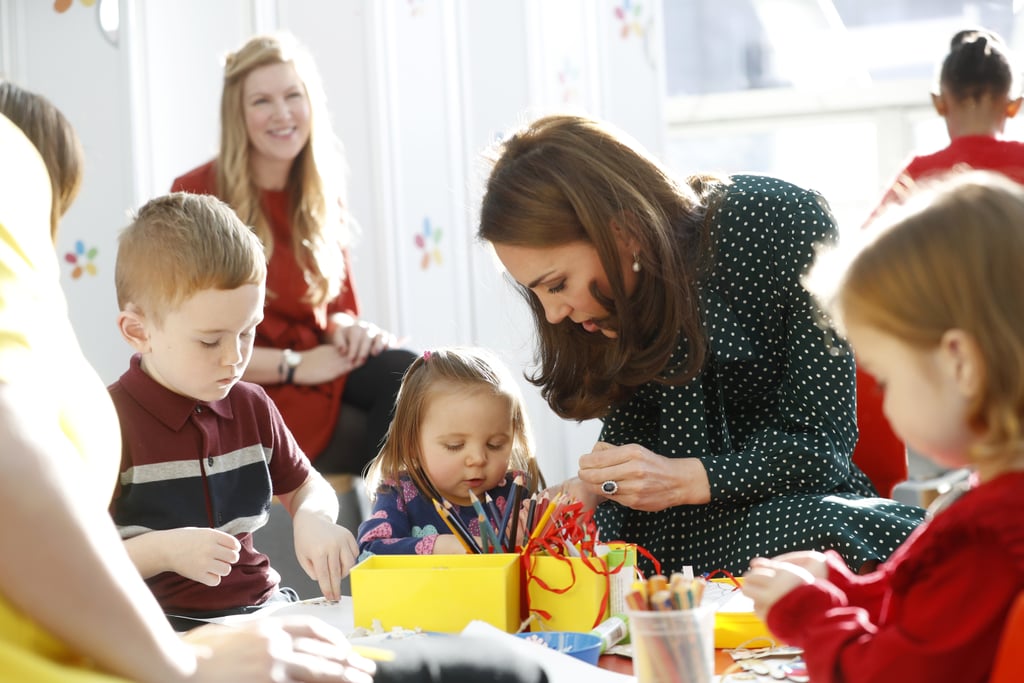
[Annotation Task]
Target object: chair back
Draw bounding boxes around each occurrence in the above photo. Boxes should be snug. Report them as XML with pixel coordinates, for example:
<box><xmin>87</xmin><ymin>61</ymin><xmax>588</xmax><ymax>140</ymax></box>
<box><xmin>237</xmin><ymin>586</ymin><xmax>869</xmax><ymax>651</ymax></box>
<box><xmin>990</xmin><ymin>590</ymin><xmax>1024</xmax><ymax>683</ymax></box>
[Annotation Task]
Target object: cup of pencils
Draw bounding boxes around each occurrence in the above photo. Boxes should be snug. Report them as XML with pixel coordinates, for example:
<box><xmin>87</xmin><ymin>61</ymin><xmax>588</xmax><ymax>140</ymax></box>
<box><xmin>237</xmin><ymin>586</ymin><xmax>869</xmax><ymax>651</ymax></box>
<box><xmin>625</xmin><ymin>573</ymin><xmax>714</xmax><ymax>683</ymax></box>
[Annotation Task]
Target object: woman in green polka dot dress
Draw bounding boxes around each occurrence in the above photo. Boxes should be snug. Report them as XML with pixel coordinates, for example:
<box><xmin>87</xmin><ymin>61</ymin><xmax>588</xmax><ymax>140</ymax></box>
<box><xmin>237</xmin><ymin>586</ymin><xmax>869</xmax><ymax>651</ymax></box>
<box><xmin>478</xmin><ymin>115</ymin><xmax>926</xmax><ymax>576</ymax></box>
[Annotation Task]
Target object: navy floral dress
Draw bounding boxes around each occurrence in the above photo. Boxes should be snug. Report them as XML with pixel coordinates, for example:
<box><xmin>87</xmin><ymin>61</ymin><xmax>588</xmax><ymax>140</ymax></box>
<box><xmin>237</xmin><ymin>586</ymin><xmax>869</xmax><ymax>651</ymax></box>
<box><xmin>357</xmin><ymin>472</ymin><xmax>518</xmax><ymax>557</ymax></box>
<box><xmin>595</xmin><ymin>175</ymin><xmax>925</xmax><ymax>576</ymax></box>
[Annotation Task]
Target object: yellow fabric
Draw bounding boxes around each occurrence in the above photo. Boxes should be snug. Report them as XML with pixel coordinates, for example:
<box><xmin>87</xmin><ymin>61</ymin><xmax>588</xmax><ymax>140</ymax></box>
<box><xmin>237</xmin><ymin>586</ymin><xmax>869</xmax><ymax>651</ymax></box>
<box><xmin>0</xmin><ymin>115</ymin><xmax>126</xmax><ymax>681</ymax></box>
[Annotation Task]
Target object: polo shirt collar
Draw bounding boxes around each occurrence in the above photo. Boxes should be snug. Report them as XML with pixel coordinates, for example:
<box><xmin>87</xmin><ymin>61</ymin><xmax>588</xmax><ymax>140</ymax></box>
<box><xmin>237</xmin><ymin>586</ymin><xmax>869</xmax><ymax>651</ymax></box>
<box><xmin>119</xmin><ymin>354</ymin><xmax>234</xmax><ymax>430</ymax></box>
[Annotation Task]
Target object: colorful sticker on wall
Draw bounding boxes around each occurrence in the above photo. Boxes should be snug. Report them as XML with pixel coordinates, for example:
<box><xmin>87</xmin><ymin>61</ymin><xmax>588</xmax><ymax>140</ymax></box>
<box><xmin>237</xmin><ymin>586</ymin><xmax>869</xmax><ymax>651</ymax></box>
<box><xmin>414</xmin><ymin>216</ymin><xmax>443</xmax><ymax>270</ymax></box>
<box><xmin>407</xmin><ymin>0</ymin><xmax>426</xmax><ymax>17</ymax></box>
<box><xmin>613</xmin><ymin>0</ymin><xmax>645</xmax><ymax>38</ymax></box>
<box><xmin>54</xmin><ymin>0</ymin><xmax>95</xmax><ymax>13</ymax></box>
<box><xmin>558</xmin><ymin>59</ymin><xmax>582</xmax><ymax>104</ymax></box>
<box><xmin>64</xmin><ymin>240</ymin><xmax>98</xmax><ymax>279</ymax></box>
<box><xmin>613</xmin><ymin>0</ymin><xmax>656</xmax><ymax>67</ymax></box>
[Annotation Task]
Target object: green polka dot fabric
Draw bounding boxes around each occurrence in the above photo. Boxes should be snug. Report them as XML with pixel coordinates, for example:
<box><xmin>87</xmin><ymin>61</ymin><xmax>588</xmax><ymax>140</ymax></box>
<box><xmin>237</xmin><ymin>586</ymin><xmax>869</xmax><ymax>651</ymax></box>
<box><xmin>595</xmin><ymin>174</ymin><xmax>925</xmax><ymax>576</ymax></box>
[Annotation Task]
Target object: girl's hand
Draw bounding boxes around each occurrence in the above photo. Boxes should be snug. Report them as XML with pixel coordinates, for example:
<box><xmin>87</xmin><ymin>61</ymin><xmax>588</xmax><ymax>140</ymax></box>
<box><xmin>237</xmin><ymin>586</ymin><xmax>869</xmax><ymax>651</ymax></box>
<box><xmin>432</xmin><ymin>534</ymin><xmax>470</xmax><ymax>554</ymax></box>
<box><xmin>576</xmin><ymin>441</ymin><xmax>711</xmax><ymax>511</ymax></box>
<box><xmin>742</xmin><ymin>557</ymin><xmax>817</xmax><ymax>622</ymax></box>
<box><xmin>761</xmin><ymin>550</ymin><xmax>828</xmax><ymax>580</ymax></box>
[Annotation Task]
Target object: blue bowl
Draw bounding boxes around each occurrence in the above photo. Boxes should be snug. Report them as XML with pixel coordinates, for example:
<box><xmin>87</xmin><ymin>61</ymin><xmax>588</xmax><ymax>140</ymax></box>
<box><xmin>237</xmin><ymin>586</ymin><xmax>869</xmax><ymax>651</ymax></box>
<box><xmin>516</xmin><ymin>631</ymin><xmax>603</xmax><ymax>665</ymax></box>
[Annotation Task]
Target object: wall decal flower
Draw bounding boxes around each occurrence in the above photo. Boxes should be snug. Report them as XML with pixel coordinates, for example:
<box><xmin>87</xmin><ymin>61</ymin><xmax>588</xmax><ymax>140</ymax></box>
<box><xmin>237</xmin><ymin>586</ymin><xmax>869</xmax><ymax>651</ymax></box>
<box><xmin>414</xmin><ymin>216</ymin><xmax>443</xmax><ymax>270</ymax></box>
<box><xmin>54</xmin><ymin>0</ymin><xmax>95</xmax><ymax>13</ymax></box>
<box><xmin>64</xmin><ymin>239</ymin><xmax>98</xmax><ymax>279</ymax></box>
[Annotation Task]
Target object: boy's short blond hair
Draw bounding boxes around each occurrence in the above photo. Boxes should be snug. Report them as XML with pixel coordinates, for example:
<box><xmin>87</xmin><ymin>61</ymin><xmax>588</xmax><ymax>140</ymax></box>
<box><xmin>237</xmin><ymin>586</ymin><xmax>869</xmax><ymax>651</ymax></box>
<box><xmin>115</xmin><ymin>192</ymin><xmax>266</xmax><ymax>322</ymax></box>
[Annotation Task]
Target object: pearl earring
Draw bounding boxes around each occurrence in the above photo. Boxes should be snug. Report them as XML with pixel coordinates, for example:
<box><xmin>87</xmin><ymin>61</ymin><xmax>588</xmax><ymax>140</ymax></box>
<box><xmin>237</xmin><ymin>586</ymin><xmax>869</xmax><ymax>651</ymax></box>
<box><xmin>632</xmin><ymin>252</ymin><xmax>641</xmax><ymax>273</ymax></box>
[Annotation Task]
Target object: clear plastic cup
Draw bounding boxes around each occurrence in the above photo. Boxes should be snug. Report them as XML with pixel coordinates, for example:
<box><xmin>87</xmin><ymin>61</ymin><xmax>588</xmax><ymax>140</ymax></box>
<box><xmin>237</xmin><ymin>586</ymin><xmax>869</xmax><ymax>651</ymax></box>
<box><xmin>626</xmin><ymin>606</ymin><xmax>715</xmax><ymax>683</ymax></box>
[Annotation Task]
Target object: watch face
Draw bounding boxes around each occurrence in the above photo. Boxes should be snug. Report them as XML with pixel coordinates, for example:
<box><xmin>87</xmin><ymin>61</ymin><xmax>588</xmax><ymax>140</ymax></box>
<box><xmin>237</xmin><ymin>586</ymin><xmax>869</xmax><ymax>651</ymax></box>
<box><xmin>284</xmin><ymin>350</ymin><xmax>301</xmax><ymax>367</ymax></box>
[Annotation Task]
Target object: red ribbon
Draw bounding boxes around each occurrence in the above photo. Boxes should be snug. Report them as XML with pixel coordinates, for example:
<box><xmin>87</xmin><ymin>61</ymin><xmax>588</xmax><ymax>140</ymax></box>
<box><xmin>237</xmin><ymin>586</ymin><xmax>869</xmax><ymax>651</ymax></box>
<box><xmin>519</xmin><ymin>501</ymin><xmax>660</xmax><ymax>629</ymax></box>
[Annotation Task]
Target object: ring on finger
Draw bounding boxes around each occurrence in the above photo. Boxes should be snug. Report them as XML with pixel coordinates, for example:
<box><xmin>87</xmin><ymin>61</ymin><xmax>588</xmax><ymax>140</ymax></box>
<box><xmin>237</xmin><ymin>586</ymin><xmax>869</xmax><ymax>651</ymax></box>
<box><xmin>601</xmin><ymin>480</ymin><xmax>619</xmax><ymax>495</ymax></box>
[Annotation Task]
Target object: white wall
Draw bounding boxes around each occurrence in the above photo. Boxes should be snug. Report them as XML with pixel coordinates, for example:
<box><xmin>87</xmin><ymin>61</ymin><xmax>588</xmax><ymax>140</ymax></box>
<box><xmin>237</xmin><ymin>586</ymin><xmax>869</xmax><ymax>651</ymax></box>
<box><xmin>2</xmin><ymin>0</ymin><xmax>671</xmax><ymax>484</ymax></box>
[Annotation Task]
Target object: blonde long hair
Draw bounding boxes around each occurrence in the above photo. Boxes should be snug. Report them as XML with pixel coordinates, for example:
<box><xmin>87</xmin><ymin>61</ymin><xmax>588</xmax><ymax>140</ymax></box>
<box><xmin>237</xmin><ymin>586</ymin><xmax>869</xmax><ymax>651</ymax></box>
<box><xmin>218</xmin><ymin>32</ymin><xmax>349</xmax><ymax>305</ymax></box>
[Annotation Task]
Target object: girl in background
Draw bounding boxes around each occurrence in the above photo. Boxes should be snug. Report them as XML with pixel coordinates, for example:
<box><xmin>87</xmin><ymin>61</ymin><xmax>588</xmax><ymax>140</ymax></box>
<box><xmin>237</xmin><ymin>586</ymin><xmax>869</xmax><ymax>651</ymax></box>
<box><xmin>880</xmin><ymin>27</ymin><xmax>1024</xmax><ymax>204</ymax></box>
<box><xmin>357</xmin><ymin>348</ymin><xmax>545</xmax><ymax>556</ymax></box>
<box><xmin>172</xmin><ymin>33</ymin><xmax>415</xmax><ymax>480</ymax></box>
<box><xmin>744</xmin><ymin>171</ymin><xmax>1024</xmax><ymax>683</ymax></box>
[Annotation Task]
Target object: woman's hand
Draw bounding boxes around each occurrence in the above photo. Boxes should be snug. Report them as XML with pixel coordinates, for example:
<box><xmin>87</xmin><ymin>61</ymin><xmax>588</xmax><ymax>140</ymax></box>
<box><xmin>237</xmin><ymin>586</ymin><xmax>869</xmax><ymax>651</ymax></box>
<box><xmin>326</xmin><ymin>313</ymin><xmax>398</xmax><ymax>366</ymax></box>
<box><xmin>742</xmin><ymin>557</ymin><xmax>817</xmax><ymax>622</ymax></box>
<box><xmin>576</xmin><ymin>441</ymin><xmax>711</xmax><ymax>511</ymax></box>
<box><xmin>543</xmin><ymin>477</ymin><xmax>600</xmax><ymax>512</ymax></box>
<box><xmin>182</xmin><ymin>617</ymin><xmax>376</xmax><ymax>683</ymax></box>
<box><xmin>291</xmin><ymin>345</ymin><xmax>360</xmax><ymax>385</ymax></box>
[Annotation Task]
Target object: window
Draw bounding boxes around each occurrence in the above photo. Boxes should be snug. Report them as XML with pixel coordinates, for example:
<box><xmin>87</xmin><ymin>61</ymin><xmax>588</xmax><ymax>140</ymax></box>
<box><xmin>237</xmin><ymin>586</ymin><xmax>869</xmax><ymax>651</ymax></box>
<box><xmin>663</xmin><ymin>0</ymin><xmax>1022</xmax><ymax>232</ymax></box>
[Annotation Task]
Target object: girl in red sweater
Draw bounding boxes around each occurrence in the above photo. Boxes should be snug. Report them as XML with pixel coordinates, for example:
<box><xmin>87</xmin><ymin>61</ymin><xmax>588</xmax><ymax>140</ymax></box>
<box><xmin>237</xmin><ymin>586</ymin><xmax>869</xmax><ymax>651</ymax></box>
<box><xmin>743</xmin><ymin>171</ymin><xmax>1024</xmax><ymax>683</ymax></box>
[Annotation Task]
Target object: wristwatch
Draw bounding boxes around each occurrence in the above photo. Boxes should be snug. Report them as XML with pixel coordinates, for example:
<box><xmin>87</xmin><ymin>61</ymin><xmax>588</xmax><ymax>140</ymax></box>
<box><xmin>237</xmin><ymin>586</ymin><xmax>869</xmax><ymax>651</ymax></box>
<box><xmin>281</xmin><ymin>348</ymin><xmax>302</xmax><ymax>384</ymax></box>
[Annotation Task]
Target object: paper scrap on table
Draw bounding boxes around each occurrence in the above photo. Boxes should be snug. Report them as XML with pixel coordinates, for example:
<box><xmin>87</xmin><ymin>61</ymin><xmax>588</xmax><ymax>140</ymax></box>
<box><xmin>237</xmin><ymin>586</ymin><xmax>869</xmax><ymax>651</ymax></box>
<box><xmin>701</xmin><ymin>581</ymin><xmax>756</xmax><ymax>613</ymax></box>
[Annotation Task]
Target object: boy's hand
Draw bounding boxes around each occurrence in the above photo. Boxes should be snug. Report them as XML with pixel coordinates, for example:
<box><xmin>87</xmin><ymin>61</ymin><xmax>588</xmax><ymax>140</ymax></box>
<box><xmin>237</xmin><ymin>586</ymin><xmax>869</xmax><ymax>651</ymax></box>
<box><xmin>292</xmin><ymin>512</ymin><xmax>359</xmax><ymax>602</ymax></box>
<box><xmin>742</xmin><ymin>557</ymin><xmax>817</xmax><ymax>622</ymax></box>
<box><xmin>162</xmin><ymin>527</ymin><xmax>241</xmax><ymax>586</ymax></box>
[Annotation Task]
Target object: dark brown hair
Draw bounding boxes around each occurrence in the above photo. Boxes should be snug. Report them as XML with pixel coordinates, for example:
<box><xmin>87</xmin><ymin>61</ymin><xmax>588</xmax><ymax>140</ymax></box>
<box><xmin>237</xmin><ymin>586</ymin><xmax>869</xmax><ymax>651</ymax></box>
<box><xmin>477</xmin><ymin>115</ymin><xmax>723</xmax><ymax>420</ymax></box>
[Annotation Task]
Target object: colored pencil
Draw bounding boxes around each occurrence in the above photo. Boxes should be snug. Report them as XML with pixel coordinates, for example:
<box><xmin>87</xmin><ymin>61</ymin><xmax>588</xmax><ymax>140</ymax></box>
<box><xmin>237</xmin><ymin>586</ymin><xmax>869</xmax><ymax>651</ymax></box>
<box><xmin>441</xmin><ymin>499</ymin><xmax>483</xmax><ymax>554</ymax></box>
<box><xmin>528</xmin><ymin>492</ymin><xmax>560</xmax><ymax>540</ymax></box>
<box><xmin>476</xmin><ymin>509</ymin><xmax>501</xmax><ymax>553</ymax></box>
<box><xmin>498</xmin><ymin>475</ymin><xmax>523</xmax><ymax>550</ymax></box>
<box><xmin>433</xmin><ymin>499</ymin><xmax>474</xmax><ymax>553</ymax></box>
<box><xmin>524</xmin><ymin>493</ymin><xmax>538</xmax><ymax>541</ymax></box>
<box><xmin>484</xmin><ymin>492</ymin><xmax>504</xmax><ymax>548</ymax></box>
<box><xmin>505</xmin><ymin>475</ymin><xmax>525</xmax><ymax>551</ymax></box>
<box><xmin>468</xmin><ymin>490</ymin><xmax>501</xmax><ymax>552</ymax></box>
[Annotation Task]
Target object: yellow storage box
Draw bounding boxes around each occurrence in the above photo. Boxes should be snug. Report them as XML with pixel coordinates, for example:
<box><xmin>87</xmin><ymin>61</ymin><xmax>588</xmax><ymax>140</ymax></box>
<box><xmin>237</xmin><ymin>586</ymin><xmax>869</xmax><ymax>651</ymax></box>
<box><xmin>705</xmin><ymin>577</ymin><xmax>775</xmax><ymax>648</ymax></box>
<box><xmin>350</xmin><ymin>553</ymin><xmax>521</xmax><ymax>633</ymax></box>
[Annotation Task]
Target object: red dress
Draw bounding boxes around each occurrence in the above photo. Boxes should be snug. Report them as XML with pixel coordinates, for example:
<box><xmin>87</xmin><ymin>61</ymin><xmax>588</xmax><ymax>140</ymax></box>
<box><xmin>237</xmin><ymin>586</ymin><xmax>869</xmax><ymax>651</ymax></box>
<box><xmin>172</xmin><ymin>161</ymin><xmax>358</xmax><ymax>460</ymax></box>
<box><xmin>856</xmin><ymin>136</ymin><xmax>1024</xmax><ymax>497</ymax></box>
<box><xmin>766</xmin><ymin>471</ymin><xmax>1024</xmax><ymax>683</ymax></box>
